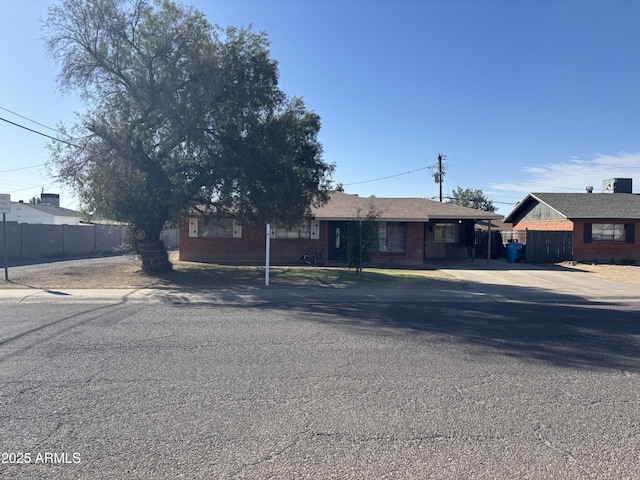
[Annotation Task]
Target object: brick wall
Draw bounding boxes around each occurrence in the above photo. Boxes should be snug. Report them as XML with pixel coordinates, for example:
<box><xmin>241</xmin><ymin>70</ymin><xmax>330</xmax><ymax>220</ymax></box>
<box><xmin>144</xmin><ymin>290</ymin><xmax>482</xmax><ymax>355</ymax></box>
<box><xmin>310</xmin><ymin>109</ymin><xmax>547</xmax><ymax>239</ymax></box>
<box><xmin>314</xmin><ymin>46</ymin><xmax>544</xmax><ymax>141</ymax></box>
<box><xmin>180</xmin><ymin>220</ymin><xmax>329</xmax><ymax>264</ymax></box>
<box><xmin>513</xmin><ymin>218</ymin><xmax>639</xmax><ymax>262</ymax></box>
<box><xmin>180</xmin><ymin>219</ymin><xmax>430</xmax><ymax>265</ymax></box>
<box><xmin>513</xmin><ymin>219</ymin><xmax>574</xmax><ymax>231</ymax></box>
<box><xmin>572</xmin><ymin>219</ymin><xmax>639</xmax><ymax>262</ymax></box>
<box><xmin>375</xmin><ymin>222</ymin><xmax>424</xmax><ymax>263</ymax></box>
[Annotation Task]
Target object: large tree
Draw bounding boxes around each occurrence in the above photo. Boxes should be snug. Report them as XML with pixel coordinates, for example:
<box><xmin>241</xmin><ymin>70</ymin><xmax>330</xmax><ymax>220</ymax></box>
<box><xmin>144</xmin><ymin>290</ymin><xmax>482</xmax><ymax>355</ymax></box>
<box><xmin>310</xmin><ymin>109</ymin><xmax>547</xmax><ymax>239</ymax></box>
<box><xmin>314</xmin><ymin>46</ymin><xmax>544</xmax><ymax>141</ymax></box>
<box><xmin>44</xmin><ymin>0</ymin><xmax>333</xmax><ymax>273</ymax></box>
<box><xmin>447</xmin><ymin>187</ymin><xmax>496</xmax><ymax>212</ymax></box>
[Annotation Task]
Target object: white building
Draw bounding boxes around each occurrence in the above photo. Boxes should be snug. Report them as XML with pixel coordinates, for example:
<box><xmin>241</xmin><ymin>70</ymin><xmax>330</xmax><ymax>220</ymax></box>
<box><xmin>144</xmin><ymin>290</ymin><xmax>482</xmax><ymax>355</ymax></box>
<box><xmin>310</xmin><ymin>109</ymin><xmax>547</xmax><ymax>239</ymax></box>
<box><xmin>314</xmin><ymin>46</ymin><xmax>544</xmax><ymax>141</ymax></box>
<box><xmin>5</xmin><ymin>196</ymin><xmax>82</xmax><ymax>225</ymax></box>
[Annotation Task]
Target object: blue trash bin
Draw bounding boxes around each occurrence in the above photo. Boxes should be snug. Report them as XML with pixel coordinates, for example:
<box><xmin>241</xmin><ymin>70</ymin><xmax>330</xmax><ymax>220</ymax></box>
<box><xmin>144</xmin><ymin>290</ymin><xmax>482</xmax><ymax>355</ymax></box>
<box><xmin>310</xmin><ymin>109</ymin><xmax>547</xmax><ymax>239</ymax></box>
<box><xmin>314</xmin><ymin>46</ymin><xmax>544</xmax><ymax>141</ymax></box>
<box><xmin>506</xmin><ymin>242</ymin><xmax>522</xmax><ymax>263</ymax></box>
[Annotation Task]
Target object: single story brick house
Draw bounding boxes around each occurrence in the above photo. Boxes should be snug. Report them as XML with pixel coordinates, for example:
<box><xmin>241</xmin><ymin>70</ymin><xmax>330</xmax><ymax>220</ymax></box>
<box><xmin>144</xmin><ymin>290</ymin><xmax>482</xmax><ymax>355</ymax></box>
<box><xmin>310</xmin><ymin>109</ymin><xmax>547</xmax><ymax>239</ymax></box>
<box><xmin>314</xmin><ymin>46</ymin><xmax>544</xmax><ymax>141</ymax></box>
<box><xmin>503</xmin><ymin>179</ymin><xmax>640</xmax><ymax>263</ymax></box>
<box><xmin>180</xmin><ymin>191</ymin><xmax>501</xmax><ymax>265</ymax></box>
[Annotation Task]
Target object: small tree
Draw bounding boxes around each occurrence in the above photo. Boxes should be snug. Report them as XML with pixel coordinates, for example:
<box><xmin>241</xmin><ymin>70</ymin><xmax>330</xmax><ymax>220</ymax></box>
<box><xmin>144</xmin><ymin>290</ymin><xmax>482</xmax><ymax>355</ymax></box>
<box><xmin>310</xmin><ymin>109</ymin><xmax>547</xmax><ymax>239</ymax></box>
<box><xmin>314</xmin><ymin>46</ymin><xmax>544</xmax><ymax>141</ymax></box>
<box><xmin>346</xmin><ymin>205</ymin><xmax>381</xmax><ymax>275</ymax></box>
<box><xmin>448</xmin><ymin>187</ymin><xmax>496</xmax><ymax>212</ymax></box>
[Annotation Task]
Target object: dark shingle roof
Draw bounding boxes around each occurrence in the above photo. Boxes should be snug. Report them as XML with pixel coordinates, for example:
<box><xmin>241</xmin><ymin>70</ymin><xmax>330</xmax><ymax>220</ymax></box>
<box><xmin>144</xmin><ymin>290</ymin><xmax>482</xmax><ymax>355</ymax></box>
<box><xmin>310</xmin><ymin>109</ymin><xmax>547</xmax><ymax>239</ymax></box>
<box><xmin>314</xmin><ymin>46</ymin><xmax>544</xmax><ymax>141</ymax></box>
<box><xmin>504</xmin><ymin>193</ymin><xmax>640</xmax><ymax>223</ymax></box>
<box><xmin>311</xmin><ymin>191</ymin><xmax>501</xmax><ymax>221</ymax></box>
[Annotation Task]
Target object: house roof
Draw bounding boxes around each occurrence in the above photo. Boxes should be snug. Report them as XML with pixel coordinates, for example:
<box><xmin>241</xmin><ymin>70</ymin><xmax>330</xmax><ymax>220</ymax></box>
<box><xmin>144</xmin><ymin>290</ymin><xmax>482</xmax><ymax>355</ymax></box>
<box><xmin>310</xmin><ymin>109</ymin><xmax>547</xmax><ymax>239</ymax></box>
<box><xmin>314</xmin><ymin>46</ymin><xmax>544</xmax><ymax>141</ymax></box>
<box><xmin>12</xmin><ymin>202</ymin><xmax>80</xmax><ymax>218</ymax></box>
<box><xmin>503</xmin><ymin>193</ymin><xmax>640</xmax><ymax>224</ymax></box>
<box><xmin>311</xmin><ymin>191</ymin><xmax>502</xmax><ymax>222</ymax></box>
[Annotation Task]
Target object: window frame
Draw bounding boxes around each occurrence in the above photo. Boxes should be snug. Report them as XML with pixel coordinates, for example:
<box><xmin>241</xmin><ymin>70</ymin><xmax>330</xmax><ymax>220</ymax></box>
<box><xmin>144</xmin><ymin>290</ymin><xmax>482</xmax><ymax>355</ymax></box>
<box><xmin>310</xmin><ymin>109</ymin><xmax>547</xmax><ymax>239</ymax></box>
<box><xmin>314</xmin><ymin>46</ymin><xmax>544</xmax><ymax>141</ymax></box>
<box><xmin>591</xmin><ymin>223</ymin><xmax>625</xmax><ymax>242</ymax></box>
<box><xmin>379</xmin><ymin>222</ymin><xmax>406</xmax><ymax>252</ymax></box>
<box><xmin>270</xmin><ymin>220</ymin><xmax>320</xmax><ymax>240</ymax></box>
<box><xmin>195</xmin><ymin>217</ymin><xmax>242</xmax><ymax>238</ymax></box>
<box><xmin>434</xmin><ymin>222</ymin><xmax>460</xmax><ymax>244</ymax></box>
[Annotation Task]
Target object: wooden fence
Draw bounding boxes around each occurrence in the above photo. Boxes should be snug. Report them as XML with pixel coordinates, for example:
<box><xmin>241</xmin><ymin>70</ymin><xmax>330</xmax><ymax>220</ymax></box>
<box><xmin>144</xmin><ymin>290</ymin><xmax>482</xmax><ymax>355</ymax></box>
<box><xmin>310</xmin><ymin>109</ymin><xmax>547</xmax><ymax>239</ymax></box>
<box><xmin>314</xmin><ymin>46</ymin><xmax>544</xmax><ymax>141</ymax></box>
<box><xmin>492</xmin><ymin>230</ymin><xmax>573</xmax><ymax>263</ymax></box>
<box><xmin>524</xmin><ymin>230</ymin><xmax>573</xmax><ymax>263</ymax></box>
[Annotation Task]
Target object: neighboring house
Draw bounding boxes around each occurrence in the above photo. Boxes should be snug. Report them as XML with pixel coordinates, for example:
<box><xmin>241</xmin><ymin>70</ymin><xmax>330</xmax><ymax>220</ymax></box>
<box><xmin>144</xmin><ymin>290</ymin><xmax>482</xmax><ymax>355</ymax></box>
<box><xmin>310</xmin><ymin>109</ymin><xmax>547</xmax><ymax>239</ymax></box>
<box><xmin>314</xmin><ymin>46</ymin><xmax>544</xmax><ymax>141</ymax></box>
<box><xmin>5</xmin><ymin>202</ymin><xmax>83</xmax><ymax>225</ymax></box>
<box><xmin>180</xmin><ymin>191</ymin><xmax>502</xmax><ymax>265</ymax></box>
<box><xmin>503</xmin><ymin>179</ymin><xmax>640</xmax><ymax>263</ymax></box>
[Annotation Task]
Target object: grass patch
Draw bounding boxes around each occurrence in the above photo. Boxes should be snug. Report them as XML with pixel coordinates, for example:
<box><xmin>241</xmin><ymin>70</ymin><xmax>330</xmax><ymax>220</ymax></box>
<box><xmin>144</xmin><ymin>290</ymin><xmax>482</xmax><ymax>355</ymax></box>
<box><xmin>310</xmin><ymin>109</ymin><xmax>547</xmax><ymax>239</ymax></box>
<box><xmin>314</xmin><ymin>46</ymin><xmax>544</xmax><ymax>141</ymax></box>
<box><xmin>159</xmin><ymin>260</ymin><xmax>455</xmax><ymax>289</ymax></box>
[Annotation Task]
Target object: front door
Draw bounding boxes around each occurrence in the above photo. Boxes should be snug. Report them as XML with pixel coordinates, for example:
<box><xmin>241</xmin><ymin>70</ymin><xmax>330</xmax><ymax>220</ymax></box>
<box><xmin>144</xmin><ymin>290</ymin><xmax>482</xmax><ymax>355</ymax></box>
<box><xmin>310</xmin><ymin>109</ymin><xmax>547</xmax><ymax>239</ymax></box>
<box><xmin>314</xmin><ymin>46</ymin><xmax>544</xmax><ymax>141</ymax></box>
<box><xmin>327</xmin><ymin>221</ymin><xmax>348</xmax><ymax>261</ymax></box>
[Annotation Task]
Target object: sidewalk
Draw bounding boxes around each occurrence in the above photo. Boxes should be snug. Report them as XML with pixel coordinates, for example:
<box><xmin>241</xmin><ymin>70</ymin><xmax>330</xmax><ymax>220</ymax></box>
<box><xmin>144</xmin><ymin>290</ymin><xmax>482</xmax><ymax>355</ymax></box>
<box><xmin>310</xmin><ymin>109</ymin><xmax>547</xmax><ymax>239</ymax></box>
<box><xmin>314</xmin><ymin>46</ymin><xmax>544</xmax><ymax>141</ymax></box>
<box><xmin>0</xmin><ymin>284</ymin><xmax>488</xmax><ymax>305</ymax></box>
<box><xmin>1</xmin><ymin>259</ymin><xmax>638</xmax><ymax>306</ymax></box>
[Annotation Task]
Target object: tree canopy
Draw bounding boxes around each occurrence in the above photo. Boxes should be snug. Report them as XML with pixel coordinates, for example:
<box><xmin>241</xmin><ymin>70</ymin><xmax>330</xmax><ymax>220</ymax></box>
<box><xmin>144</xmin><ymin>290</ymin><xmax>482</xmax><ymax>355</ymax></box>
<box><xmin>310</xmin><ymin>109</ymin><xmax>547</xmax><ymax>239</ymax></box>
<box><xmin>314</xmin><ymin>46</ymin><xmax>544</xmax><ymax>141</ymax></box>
<box><xmin>44</xmin><ymin>0</ymin><xmax>333</xmax><ymax>272</ymax></box>
<box><xmin>447</xmin><ymin>187</ymin><xmax>496</xmax><ymax>212</ymax></box>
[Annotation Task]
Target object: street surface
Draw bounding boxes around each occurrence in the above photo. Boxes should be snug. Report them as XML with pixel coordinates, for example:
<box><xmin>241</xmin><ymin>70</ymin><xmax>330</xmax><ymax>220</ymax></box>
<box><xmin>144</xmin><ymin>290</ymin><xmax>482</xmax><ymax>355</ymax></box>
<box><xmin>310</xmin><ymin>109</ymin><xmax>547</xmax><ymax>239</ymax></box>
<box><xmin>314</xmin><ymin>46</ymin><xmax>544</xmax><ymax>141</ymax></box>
<box><xmin>0</xmin><ymin>280</ymin><xmax>639</xmax><ymax>478</ymax></box>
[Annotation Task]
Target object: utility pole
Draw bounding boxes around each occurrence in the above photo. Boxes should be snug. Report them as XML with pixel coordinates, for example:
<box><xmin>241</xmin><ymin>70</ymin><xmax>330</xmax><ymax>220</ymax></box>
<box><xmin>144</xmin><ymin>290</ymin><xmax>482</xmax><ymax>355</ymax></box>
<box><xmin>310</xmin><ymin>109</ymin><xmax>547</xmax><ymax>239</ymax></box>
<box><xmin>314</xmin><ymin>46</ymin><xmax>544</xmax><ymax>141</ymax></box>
<box><xmin>438</xmin><ymin>154</ymin><xmax>444</xmax><ymax>202</ymax></box>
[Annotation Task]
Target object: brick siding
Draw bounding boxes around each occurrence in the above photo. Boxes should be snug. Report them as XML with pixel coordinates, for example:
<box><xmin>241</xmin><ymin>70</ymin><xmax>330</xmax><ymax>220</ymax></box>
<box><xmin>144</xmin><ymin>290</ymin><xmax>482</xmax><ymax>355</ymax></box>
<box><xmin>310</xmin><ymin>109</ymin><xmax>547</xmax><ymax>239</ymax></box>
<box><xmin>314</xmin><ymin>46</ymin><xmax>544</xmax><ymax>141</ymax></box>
<box><xmin>180</xmin><ymin>221</ymin><xmax>329</xmax><ymax>264</ymax></box>
<box><xmin>572</xmin><ymin>219</ymin><xmax>639</xmax><ymax>263</ymax></box>
<box><xmin>180</xmin><ymin>218</ymin><xmax>430</xmax><ymax>265</ymax></box>
<box><xmin>375</xmin><ymin>222</ymin><xmax>424</xmax><ymax>263</ymax></box>
<box><xmin>514</xmin><ymin>218</ymin><xmax>639</xmax><ymax>263</ymax></box>
<box><xmin>513</xmin><ymin>219</ymin><xmax>574</xmax><ymax>231</ymax></box>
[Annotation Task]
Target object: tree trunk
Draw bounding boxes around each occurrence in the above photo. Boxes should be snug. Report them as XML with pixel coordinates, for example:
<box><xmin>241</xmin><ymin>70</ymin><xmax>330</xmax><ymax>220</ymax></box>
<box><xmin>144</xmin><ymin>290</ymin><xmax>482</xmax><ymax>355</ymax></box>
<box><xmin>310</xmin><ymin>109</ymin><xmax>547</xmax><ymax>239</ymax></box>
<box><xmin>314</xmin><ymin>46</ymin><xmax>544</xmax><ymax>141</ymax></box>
<box><xmin>137</xmin><ymin>235</ymin><xmax>172</xmax><ymax>274</ymax></box>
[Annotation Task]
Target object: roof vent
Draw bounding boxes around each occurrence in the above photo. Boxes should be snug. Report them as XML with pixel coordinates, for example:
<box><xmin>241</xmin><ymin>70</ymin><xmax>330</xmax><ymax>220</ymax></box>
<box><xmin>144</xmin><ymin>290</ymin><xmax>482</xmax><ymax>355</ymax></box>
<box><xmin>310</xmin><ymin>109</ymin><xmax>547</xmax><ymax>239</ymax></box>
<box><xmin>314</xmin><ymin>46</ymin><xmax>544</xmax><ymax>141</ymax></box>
<box><xmin>585</xmin><ymin>186</ymin><xmax>593</xmax><ymax>193</ymax></box>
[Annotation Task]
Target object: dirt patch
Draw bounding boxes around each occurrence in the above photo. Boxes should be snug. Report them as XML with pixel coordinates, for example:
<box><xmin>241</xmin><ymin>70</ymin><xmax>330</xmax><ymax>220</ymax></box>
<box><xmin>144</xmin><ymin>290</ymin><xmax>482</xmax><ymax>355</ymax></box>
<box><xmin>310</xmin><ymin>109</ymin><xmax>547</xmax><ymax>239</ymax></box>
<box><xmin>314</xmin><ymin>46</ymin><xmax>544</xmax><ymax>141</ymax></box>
<box><xmin>2</xmin><ymin>254</ymin><xmax>638</xmax><ymax>290</ymax></box>
<box><xmin>1</xmin><ymin>258</ymin><xmax>162</xmax><ymax>290</ymax></box>
<box><xmin>557</xmin><ymin>261</ymin><xmax>640</xmax><ymax>286</ymax></box>
<box><xmin>0</xmin><ymin>253</ymin><xmax>457</xmax><ymax>290</ymax></box>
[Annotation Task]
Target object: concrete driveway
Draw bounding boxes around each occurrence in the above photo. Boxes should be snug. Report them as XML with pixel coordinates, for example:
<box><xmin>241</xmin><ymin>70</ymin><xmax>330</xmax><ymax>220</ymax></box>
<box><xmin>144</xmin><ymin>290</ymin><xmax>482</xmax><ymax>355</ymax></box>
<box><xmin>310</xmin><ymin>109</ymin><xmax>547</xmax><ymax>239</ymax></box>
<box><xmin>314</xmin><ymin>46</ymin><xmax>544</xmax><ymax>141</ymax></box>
<box><xmin>433</xmin><ymin>259</ymin><xmax>640</xmax><ymax>305</ymax></box>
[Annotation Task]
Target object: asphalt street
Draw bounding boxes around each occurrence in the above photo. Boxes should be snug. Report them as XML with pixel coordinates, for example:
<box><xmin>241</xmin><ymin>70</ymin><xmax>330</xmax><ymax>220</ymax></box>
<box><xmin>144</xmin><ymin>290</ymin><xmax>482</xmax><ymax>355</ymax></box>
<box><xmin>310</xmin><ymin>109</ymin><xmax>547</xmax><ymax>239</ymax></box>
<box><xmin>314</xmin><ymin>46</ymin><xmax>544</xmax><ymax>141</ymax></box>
<box><xmin>0</xmin><ymin>288</ymin><xmax>639</xmax><ymax>478</ymax></box>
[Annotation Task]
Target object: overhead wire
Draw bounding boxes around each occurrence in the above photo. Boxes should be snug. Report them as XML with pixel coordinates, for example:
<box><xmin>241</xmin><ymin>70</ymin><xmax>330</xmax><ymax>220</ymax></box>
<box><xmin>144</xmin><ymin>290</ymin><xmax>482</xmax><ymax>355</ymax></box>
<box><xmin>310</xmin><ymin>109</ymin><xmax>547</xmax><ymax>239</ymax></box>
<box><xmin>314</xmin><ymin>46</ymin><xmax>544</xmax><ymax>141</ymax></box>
<box><xmin>0</xmin><ymin>106</ymin><xmax>81</xmax><ymax>202</ymax></box>
<box><xmin>0</xmin><ymin>116</ymin><xmax>81</xmax><ymax>148</ymax></box>
<box><xmin>0</xmin><ymin>105</ymin><xmax>63</xmax><ymax>135</ymax></box>
<box><xmin>0</xmin><ymin>164</ymin><xmax>45</xmax><ymax>174</ymax></box>
<box><xmin>342</xmin><ymin>166</ymin><xmax>430</xmax><ymax>186</ymax></box>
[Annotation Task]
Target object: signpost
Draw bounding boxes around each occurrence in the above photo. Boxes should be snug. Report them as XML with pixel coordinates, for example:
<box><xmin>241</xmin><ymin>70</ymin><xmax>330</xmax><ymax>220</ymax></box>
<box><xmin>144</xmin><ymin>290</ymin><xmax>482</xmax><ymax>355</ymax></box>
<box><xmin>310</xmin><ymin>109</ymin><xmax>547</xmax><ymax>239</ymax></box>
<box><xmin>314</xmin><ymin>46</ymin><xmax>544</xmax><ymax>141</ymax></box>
<box><xmin>0</xmin><ymin>194</ymin><xmax>10</xmax><ymax>281</ymax></box>
<box><xmin>265</xmin><ymin>224</ymin><xmax>271</xmax><ymax>286</ymax></box>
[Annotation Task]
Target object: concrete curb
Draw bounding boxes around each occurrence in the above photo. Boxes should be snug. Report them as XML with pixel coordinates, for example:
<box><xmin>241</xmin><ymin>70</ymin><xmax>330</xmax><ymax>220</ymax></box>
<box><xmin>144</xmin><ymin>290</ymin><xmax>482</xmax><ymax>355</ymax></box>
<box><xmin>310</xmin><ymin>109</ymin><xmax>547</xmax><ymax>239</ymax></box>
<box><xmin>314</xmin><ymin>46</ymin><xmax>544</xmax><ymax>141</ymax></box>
<box><xmin>0</xmin><ymin>286</ymin><xmax>487</xmax><ymax>305</ymax></box>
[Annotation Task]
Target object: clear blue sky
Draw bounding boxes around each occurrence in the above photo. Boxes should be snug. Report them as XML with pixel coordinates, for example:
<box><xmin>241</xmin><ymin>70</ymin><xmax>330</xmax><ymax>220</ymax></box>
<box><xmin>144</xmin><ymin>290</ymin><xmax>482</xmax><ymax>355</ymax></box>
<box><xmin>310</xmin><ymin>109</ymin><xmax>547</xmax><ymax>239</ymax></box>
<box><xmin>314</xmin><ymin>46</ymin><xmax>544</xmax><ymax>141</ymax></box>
<box><xmin>1</xmin><ymin>0</ymin><xmax>640</xmax><ymax>214</ymax></box>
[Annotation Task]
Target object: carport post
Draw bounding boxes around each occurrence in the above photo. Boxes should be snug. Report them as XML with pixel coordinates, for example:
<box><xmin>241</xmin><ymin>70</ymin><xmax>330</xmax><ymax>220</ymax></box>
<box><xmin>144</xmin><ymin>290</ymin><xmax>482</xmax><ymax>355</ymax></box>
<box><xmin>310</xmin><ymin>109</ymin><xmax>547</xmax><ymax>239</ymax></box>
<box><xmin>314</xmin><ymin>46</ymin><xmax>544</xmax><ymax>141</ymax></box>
<box><xmin>487</xmin><ymin>220</ymin><xmax>491</xmax><ymax>265</ymax></box>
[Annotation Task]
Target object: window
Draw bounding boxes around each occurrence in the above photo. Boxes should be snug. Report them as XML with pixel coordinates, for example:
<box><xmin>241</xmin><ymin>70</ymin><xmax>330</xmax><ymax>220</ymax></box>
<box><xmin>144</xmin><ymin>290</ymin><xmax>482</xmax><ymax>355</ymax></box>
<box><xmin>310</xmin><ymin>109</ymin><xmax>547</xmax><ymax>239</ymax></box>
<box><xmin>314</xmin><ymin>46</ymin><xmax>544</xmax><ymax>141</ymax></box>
<box><xmin>435</xmin><ymin>223</ymin><xmax>459</xmax><ymax>243</ymax></box>
<box><xmin>379</xmin><ymin>222</ymin><xmax>406</xmax><ymax>252</ymax></box>
<box><xmin>585</xmin><ymin>223</ymin><xmax>635</xmax><ymax>243</ymax></box>
<box><xmin>271</xmin><ymin>220</ymin><xmax>320</xmax><ymax>240</ymax></box>
<box><xmin>197</xmin><ymin>218</ymin><xmax>242</xmax><ymax>238</ymax></box>
<box><xmin>592</xmin><ymin>223</ymin><xmax>625</xmax><ymax>242</ymax></box>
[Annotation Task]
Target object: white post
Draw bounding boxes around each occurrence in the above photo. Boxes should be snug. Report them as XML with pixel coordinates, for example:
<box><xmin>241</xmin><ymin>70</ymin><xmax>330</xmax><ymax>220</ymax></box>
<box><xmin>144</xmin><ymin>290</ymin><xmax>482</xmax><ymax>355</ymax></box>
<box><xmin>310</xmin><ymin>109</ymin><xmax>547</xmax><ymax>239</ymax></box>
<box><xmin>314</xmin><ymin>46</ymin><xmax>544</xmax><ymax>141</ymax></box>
<box><xmin>265</xmin><ymin>223</ymin><xmax>271</xmax><ymax>286</ymax></box>
<box><xmin>3</xmin><ymin>213</ymin><xmax>8</xmax><ymax>281</ymax></box>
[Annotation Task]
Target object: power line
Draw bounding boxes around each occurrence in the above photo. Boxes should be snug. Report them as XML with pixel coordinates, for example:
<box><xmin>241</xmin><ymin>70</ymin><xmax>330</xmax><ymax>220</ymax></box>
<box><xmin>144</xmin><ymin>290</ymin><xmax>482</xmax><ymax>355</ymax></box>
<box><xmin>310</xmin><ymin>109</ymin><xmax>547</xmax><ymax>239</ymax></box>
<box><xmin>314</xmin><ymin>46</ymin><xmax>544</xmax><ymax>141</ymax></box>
<box><xmin>0</xmin><ymin>106</ymin><xmax>62</xmax><ymax>134</ymax></box>
<box><xmin>0</xmin><ymin>116</ymin><xmax>81</xmax><ymax>148</ymax></box>
<box><xmin>338</xmin><ymin>158</ymin><xmax>431</xmax><ymax>178</ymax></box>
<box><xmin>0</xmin><ymin>164</ymin><xmax>45</xmax><ymax>174</ymax></box>
<box><xmin>343</xmin><ymin>166</ymin><xmax>430</xmax><ymax>186</ymax></box>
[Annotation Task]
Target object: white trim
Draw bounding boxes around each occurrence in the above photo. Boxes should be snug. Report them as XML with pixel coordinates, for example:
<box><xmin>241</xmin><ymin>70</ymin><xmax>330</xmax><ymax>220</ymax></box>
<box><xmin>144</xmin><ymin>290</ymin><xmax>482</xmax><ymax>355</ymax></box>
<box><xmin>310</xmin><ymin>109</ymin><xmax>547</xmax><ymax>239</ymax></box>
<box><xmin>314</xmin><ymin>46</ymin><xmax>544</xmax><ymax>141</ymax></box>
<box><xmin>188</xmin><ymin>218</ymin><xmax>198</xmax><ymax>237</ymax></box>
<box><xmin>310</xmin><ymin>220</ymin><xmax>320</xmax><ymax>239</ymax></box>
<box><xmin>233</xmin><ymin>219</ymin><xmax>242</xmax><ymax>238</ymax></box>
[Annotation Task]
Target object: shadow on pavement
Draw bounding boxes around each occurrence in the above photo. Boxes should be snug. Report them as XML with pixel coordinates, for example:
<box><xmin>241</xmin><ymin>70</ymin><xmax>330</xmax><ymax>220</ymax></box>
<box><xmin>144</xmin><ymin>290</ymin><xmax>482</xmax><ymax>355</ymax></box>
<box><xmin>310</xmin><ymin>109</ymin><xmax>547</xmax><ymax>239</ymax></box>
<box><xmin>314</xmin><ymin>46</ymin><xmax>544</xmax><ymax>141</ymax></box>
<box><xmin>213</xmin><ymin>278</ymin><xmax>640</xmax><ymax>373</ymax></box>
<box><xmin>291</xmin><ymin>300</ymin><xmax>640</xmax><ymax>372</ymax></box>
